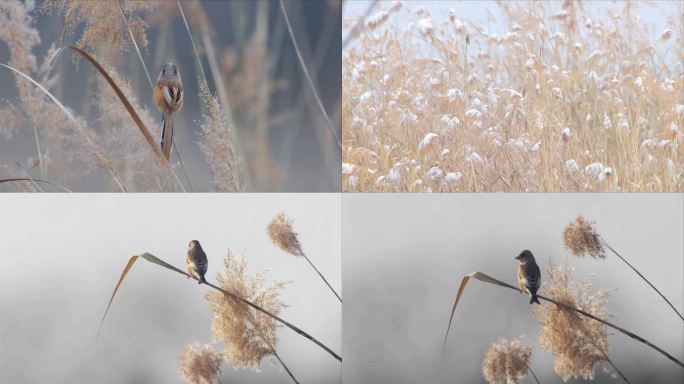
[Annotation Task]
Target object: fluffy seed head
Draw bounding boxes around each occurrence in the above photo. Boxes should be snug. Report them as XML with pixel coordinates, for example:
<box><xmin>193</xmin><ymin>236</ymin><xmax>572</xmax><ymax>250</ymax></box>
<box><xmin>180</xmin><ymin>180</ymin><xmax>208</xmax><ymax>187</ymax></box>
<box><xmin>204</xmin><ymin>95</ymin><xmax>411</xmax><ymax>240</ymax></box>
<box><xmin>267</xmin><ymin>213</ymin><xmax>304</xmax><ymax>256</ymax></box>
<box><xmin>482</xmin><ymin>337</ymin><xmax>533</xmax><ymax>384</ymax></box>
<box><xmin>532</xmin><ymin>261</ymin><xmax>614</xmax><ymax>381</ymax></box>
<box><xmin>204</xmin><ymin>250</ymin><xmax>286</xmax><ymax>370</ymax></box>
<box><xmin>563</xmin><ymin>215</ymin><xmax>605</xmax><ymax>258</ymax></box>
<box><xmin>179</xmin><ymin>343</ymin><xmax>222</xmax><ymax>384</ymax></box>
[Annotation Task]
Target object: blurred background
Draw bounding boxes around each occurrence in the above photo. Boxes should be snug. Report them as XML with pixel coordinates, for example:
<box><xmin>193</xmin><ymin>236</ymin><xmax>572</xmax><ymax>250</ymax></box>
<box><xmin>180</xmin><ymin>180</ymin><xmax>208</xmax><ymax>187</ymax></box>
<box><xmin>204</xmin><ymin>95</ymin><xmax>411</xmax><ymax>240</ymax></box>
<box><xmin>0</xmin><ymin>0</ymin><xmax>341</xmax><ymax>192</ymax></box>
<box><xmin>342</xmin><ymin>194</ymin><xmax>683</xmax><ymax>383</ymax></box>
<box><xmin>0</xmin><ymin>194</ymin><xmax>341</xmax><ymax>383</ymax></box>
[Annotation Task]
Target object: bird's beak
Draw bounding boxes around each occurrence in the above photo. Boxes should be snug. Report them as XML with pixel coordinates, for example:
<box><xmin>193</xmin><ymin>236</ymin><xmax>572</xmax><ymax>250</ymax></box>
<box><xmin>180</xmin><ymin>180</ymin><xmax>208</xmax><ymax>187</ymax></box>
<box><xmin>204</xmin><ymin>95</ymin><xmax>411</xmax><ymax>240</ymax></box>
<box><xmin>514</xmin><ymin>256</ymin><xmax>521</xmax><ymax>260</ymax></box>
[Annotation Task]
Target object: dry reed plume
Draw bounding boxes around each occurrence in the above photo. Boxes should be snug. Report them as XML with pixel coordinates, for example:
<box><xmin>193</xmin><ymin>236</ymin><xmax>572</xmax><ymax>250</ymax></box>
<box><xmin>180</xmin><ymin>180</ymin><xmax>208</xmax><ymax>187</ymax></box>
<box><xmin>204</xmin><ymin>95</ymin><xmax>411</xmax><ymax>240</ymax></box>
<box><xmin>482</xmin><ymin>337</ymin><xmax>538</xmax><ymax>384</ymax></box>
<box><xmin>179</xmin><ymin>343</ymin><xmax>223</xmax><ymax>384</ymax></box>
<box><xmin>563</xmin><ymin>215</ymin><xmax>605</xmax><ymax>259</ymax></box>
<box><xmin>564</xmin><ymin>215</ymin><xmax>684</xmax><ymax>321</ymax></box>
<box><xmin>268</xmin><ymin>212</ymin><xmax>304</xmax><ymax>256</ymax></box>
<box><xmin>268</xmin><ymin>212</ymin><xmax>342</xmax><ymax>302</ymax></box>
<box><xmin>532</xmin><ymin>261</ymin><xmax>621</xmax><ymax>382</ymax></box>
<box><xmin>43</xmin><ymin>0</ymin><xmax>152</xmax><ymax>56</ymax></box>
<box><xmin>205</xmin><ymin>250</ymin><xmax>287</xmax><ymax>371</ymax></box>
<box><xmin>343</xmin><ymin>1</ymin><xmax>684</xmax><ymax>192</ymax></box>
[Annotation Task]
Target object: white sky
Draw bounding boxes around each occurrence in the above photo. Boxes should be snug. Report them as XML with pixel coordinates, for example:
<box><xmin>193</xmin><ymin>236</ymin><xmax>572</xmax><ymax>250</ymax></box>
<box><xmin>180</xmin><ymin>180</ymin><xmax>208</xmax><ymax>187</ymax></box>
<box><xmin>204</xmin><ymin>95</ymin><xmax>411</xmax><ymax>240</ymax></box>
<box><xmin>0</xmin><ymin>194</ymin><xmax>341</xmax><ymax>383</ymax></box>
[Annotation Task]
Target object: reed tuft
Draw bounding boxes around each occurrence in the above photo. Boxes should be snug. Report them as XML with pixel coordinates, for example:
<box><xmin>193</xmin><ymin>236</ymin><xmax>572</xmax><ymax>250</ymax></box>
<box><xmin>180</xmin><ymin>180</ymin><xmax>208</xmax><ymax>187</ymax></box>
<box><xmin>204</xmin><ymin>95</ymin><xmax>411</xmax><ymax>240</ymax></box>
<box><xmin>532</xmin><ymin>261</ymin><xmax>617</xmax><ymax>381</ymax></box>
<box><xmin>563</xmin><ymin>215</ymin><xmax>605</xmax><ymax>259</ymax></box>
<box><xmin>179</xmin><ymin>343</ymin><xmax>223</xmax><ymax>384</ymax></box>
<box><xmin>482</xmin><ymin>337</ymin><xmax>534</xmax><ymax>384</ymax></box>
<box><xmin>205</xmin><ymin>250</ymin><xmax>287</xmax><ymax>370</ymax></box>
<box><xmin>267</xmin><ymin>212</ymin><xmax>304</xmax><ymax>257</ymax></box>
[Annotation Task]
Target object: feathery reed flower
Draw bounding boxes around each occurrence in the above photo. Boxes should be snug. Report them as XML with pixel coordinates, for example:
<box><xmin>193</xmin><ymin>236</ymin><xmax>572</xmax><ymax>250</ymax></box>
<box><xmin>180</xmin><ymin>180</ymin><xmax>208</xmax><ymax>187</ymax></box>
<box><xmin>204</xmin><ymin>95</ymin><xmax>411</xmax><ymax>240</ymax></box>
<box><xmin>199</xmin><ymin>84</ymin><xmax>242</xmax><ymax>192</ymax></box>
<box><xmin>532</xmin><ymin>261</ymin><xmax>617</xmax><ymax>381</ymax></box>
<box><xmin>267</xmin><ymin>212</ymin><xmax>342</xmax><ymax>302</ymax></box>
<box><xmin>1</xmin><ymin>0</ymin><xmax>122</xmax><ymax>188</ymax></box>
<box><xmin>563</xmin><ymin>215</ymin><xmax>605</xmax><ymax>258</ymax></box>
<box><xmin>43</xmin><ymin>0</ymin><xmax>153</xmax><ymax>55</ymax></box>
<box><xmin>267</xmin><ymin>213</ymin><xmax>304</xmax><ymax>257</ymax></box>
<box><xmin>179</xmin><ymin>343</ymin><xmax>223</xmax><ymax>384</ymax></box>
<box><xmin>482</xmin><ymin>337</ymin><xmax>534</xmax><ymax>384</ymax></box>
<box><xmin>205</xmin><ymin>250</ymin><xmax>286</xmax><ymax>370</ymax></box>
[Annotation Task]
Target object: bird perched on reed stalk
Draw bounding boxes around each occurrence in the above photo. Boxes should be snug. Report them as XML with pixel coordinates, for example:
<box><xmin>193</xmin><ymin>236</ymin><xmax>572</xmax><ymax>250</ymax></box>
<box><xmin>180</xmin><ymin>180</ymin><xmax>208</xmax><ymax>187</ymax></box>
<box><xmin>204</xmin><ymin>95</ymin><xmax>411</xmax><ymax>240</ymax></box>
<box><xmin>515</xmin><ymin>250</ymin><xmax>541</xmax><ymax>304</ymax></box>
<box><xmin>186</xmin><ymin>240</ymin><xmax>207</xmax><ymax>284</ymax></box>
<box><xmin>154</xmin><ymin>62</ymin><xmax>183</xmax><ymax>160</ymax></box>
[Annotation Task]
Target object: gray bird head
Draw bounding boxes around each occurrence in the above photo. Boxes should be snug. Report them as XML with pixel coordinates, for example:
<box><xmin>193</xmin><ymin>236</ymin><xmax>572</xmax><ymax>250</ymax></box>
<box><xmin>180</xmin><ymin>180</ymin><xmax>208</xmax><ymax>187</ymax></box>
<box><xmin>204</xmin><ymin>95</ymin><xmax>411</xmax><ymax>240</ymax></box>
<box><xmin>189</xmin><ymin>240</ymin><xmax>201</xmax><ymax>249</ymax></box>
<box><xmin>515</xmin><ymin>249</ymin><xmax>535</xmax><ymax>262</ymax></box>
<box><xmin>162</xmin><ymin>62</ymin><xmax>179</xmax><ymax>76</ymax></box>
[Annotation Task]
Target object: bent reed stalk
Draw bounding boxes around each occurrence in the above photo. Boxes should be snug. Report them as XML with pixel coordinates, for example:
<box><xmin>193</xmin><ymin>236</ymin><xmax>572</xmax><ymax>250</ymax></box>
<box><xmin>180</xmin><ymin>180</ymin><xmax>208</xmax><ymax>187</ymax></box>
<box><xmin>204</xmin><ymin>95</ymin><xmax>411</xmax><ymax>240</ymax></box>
<box><xmin>443</xmin><ymin>271</ymin><xmax>684</xmax><ymax>369</ymax></box>
<box><xmin>600</xmin><ymin>238</ymin><xmax>684</xmax><ymax>322</ymax></box>
<box><xmin>99</xmin><ymin>252</ymin><xmax>342</xmax><ymax>363</ymax></box>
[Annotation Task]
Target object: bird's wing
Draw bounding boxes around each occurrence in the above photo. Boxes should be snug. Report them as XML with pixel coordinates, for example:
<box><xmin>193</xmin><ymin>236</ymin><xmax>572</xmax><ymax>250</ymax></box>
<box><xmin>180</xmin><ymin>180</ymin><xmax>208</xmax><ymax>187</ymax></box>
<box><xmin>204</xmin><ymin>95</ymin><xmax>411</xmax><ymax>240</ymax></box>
<box><xmin>525</xmin><ymin>262</ymin><xmax>541</xmax><ymax>288</ymax></box>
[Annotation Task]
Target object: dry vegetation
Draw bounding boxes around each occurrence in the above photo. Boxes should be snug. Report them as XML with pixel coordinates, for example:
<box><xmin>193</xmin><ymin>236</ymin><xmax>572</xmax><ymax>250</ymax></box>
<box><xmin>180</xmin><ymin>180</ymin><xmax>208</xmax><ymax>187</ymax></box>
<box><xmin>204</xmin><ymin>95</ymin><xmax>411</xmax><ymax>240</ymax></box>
<box><xmin>0</xmin><ymin>0</ymin><xmax>340</xmax><ymax>192</ymax></box>
<box><xmin>343</xmin><ymin>0</ymin><xmax>684</xmax><ymax>192</ymax></box>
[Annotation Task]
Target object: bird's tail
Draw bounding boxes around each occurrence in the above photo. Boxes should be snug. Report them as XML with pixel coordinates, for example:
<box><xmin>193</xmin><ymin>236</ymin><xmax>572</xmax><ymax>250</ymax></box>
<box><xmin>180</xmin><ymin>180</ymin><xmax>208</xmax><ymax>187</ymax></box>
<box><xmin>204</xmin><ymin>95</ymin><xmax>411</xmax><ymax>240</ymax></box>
<box><xmin>198</xmin><ymin>275</ymin><xmax>207</xmax><ymax>284</ymax></box>
<box><xmin>161</xmin><ymin>112</ymin><xmax>173</xmax><ymax>160</ymax></box>
<box><xmin>530</xmin><ymin>295</ymin><xmax>541</xmax><ymax>305</ymax></box>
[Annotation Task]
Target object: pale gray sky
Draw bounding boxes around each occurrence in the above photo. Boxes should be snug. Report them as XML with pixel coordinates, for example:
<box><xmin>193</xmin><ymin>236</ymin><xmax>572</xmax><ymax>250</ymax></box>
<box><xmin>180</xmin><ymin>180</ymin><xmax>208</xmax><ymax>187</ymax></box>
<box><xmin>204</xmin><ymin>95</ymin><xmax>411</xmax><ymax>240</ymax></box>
<box><xmin>344</xmin><ymin>0</ymin><xmax>680</xmax><ymax>62</ymax></box>
<box><xmin>342</xmin><ymin>193</ymin><xmax>683</xmax><ymax>383</ymax></box>
<box><xmin>0</xmin><ymin>194</ymin><xmax>341</xmax><ymax>383</ymax></box>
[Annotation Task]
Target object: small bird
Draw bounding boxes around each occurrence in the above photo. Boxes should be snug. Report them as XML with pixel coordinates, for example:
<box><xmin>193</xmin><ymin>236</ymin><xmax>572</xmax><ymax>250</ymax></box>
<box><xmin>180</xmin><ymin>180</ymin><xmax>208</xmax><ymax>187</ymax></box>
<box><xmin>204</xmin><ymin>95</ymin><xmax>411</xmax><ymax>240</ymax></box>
<box><xmin>186</xmin><ymin>240</ymin><xmax>207</xmax><ymax>284</ymax></box>
<box><xmin>515</xmin><ymin>250</ymin><xmax>541</xmax><ymax>304</ymax></box>
<box><xmin>154</xmin><ymin>62</ymin><xmax>183</xmax><ymax>160</ymax></box>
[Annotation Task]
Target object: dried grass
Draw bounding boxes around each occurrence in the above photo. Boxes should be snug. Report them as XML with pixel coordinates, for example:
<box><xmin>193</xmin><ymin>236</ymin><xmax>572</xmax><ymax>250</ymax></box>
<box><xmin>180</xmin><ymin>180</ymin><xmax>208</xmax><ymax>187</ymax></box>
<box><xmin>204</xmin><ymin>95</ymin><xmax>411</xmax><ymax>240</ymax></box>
<box><xmin>532</xmin><ymin>261</ymin><xmax>618</xmax><ymax>381</ymax></box>
<box><xmin>482</xmin><ymin>337</ymin><xmax>535</xmax><ymax>384</ymax></box>
<box><xmin>179</xmin><ymin>343</ymin><xmax>223</xmax><ymax>384</ymax></box>
<box><xmin>205</xmin><ymin>250</ymin><xmax>287</xmax><ymax>370</ymax></box>
<box><xmin>343</xmin><ymin>1</ymin><xmax>684</xmax><ymax>192</ymax></box>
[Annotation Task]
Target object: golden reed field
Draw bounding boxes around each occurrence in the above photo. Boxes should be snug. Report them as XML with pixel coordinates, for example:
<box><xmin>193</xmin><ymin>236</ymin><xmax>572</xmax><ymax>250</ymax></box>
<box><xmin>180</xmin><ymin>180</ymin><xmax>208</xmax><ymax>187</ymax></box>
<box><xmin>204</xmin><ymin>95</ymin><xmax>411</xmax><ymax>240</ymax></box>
<box><xmin>342</xmin><ymin>1</ymin><xmax>683</xmax><ymax>192</ymax></box>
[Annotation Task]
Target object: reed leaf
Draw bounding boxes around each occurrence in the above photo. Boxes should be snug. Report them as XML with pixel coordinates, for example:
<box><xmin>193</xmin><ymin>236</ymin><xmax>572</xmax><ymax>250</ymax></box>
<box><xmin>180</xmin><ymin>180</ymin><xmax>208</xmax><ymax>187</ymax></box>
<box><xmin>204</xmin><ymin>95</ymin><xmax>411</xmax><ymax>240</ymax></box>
<box><xmin>0</xmin><ymin>178</ymin><xmax>72</xmax><ymax>192</ymax></box>
<box><xmin>443</xmin><ymin>271</ymin><xmax>684</xmax><ymax>368</ymax></box>
<box><xmin>99</xmin><ymin>252</ymin><xmax>342</xmax><ymax>363</ymax></box>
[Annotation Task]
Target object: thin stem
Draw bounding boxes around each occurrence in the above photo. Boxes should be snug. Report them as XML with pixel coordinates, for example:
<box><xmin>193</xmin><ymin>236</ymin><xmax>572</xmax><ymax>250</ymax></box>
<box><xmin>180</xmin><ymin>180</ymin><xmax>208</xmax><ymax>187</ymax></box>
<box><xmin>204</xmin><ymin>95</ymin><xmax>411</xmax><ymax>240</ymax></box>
<box><xmin>256</xmin><ymin>325</ymin><xmax>299</xmax><ymax>384</ymax></box>
<box><xmin>278</xmin><ymin>0</ymin><xmax>342</xmax><ymax>149</ymax></box>
<box><xmin>303</xmin><ymin>253</ymin><xmax>342</xmax><ymax>302</ymax></box>
<box><xmin>203</xmin><ymin>279</ymin><xmax>342</xmax><ymax>362</ymax></box>
<box><xmin>173</xmin><ymin>139</ymin><xmax>195</xmax><ymax>192</ymax></box>
<box><xmin>116</xmin><ymin>0</ymin><xmax>153</xmax><ymax>89</ymax></box>
<box><xmin>600</xmin><ymin>238</ymin><xmax>684</xmax><ymax>321</ymax></box>
<box><xmin>270</xmin><ymin>345</ymin><xmax>299</xmax><ymax>384</ymax></box>
<box><xmin>604</xmin><ymin>354</ymin><xmax>630</xmax><ymax>383</ymax></box>
<box><xmin>177</xmin><ymin>0</ymin><xmax>208</xmax><ymax>87</ymax></box>
<box><xmin>32</xmin><ymin>125</ymin><xmax>45</xmax><ymax>178</ymax></box>
<box><xmin>524</xmin><ymin>362</ymin><xmax>541</xmax><ymax>384</ymax></box>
